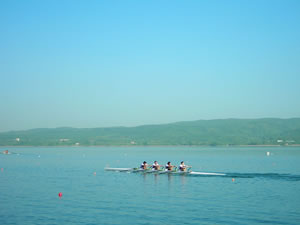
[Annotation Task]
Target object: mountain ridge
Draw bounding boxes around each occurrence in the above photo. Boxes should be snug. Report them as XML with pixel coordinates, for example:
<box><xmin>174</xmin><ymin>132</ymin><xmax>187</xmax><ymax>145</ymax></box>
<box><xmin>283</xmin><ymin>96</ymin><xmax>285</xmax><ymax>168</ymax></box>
<box><xmin>1</xmin><ymin>118</ymin><xmax>300</xmax><ymax>146</ymax></box>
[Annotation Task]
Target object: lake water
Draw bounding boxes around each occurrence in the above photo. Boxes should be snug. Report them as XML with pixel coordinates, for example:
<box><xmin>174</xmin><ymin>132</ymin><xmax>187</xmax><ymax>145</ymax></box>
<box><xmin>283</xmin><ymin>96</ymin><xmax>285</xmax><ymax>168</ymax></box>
<box><xmin>1</xmin><ymin>146</ymin><xmax>300</xmax><ymax>225</ymax></box>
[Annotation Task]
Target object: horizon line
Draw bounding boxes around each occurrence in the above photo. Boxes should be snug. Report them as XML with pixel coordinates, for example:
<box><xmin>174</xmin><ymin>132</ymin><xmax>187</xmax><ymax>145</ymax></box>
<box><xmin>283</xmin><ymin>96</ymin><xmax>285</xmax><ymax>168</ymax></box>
<box><xmin>1</xmin><ymin>117</ymin><xmax>299</xmax><ymax>133</ymax></box>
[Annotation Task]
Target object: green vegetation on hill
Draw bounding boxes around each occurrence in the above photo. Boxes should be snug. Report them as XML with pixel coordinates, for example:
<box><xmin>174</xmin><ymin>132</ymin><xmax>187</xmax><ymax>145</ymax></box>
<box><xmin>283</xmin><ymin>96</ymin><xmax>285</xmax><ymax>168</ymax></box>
<box><xmin>0</xmin><ymin>118</ymin><xmax>300</xmax><ymax>146</ymax></box>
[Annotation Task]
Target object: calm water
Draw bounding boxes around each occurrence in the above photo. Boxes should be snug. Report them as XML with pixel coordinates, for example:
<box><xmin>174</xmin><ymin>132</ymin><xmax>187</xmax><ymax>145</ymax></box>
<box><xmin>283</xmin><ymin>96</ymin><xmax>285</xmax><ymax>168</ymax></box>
<box><xmin>1</xmin><ymin>146</ymin><xmax>300</xmax><ymax>225</ymax></box>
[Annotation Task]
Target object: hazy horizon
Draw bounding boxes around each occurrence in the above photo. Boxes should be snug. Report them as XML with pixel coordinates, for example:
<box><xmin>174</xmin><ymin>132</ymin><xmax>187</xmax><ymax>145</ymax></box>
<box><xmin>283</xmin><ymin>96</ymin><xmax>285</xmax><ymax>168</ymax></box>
<box><xmin>1</xmin><ymin>117</ymin><xmax>300</xmax><ymax>133</ymax></box>
<box><xmin>1</xmin><ymin>0</ymin><xmax>300</xmax><ymax>132</ymax></box>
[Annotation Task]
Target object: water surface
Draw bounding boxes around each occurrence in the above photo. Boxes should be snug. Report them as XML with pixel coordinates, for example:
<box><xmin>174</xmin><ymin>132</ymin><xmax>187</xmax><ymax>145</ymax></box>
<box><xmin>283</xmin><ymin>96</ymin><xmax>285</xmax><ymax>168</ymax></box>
<box><xmin>1</xmin><ymin>146</ymin><xmax>300</xmax><ymax>225</ymax></box>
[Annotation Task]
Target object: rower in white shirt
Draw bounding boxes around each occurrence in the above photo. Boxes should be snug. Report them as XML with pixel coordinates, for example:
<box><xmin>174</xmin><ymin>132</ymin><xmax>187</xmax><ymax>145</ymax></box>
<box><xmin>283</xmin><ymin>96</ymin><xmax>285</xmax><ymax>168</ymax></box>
<box><xmin>179</xmin><ymin>161</ymin><xmax>191</xmax><ymax>172</ymax></box>
<box><xmin>152</xmin><ymin>161</ymin><xmax>161</xmax><ymax>170</ymax></box>
<box><xmin>165</xmin><ymin>161</ymin><xmax>175</xmax><ymax>171</ymax></box>
<box><xmin>140</xmin><ymin>161</ymin><xmax>148</xmax><ymax>170</ymax></box>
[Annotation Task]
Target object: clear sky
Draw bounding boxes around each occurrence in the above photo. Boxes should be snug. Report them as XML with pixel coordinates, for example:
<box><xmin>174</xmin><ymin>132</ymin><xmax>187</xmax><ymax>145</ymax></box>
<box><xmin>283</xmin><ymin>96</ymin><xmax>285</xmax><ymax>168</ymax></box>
<box><xmin>0</xmin><ymin>0</ymin><xmax>299</xmax><ymax>132</ymax></box>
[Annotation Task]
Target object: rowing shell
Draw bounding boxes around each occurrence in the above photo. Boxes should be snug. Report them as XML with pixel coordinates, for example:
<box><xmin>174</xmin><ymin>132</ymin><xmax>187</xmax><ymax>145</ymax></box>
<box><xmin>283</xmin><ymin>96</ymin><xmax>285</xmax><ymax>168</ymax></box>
<box><xmin>158</xmin><ymin>170</ymin><xmax>225</xmax><ymax>176</ymax></box>
<box><xmin>104</xmin><ymin>167</ymin><xmax>134</xmax><ymax>172</ymax></box>
<box><xmin>104</xmin><ymin>167</ymin><xmax>226</xmax><ymax>176</ymax></box>
<box><xmin>104</xmin><ymin>167</ymin><xmax>163</xmax><ymax>173</ymax></box>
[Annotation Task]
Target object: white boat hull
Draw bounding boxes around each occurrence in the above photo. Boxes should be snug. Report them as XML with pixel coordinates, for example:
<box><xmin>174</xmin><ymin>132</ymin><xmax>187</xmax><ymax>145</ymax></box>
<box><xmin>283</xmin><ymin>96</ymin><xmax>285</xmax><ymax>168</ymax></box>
<box><xmin>104</xmin><ymin>167</ymin><xmax>133</xmax><ymax>171</ymax></box>
<box><xmin>105</xmin><ymin>167</ymin><xmax>226</xmax><ymax>176</ymax></box>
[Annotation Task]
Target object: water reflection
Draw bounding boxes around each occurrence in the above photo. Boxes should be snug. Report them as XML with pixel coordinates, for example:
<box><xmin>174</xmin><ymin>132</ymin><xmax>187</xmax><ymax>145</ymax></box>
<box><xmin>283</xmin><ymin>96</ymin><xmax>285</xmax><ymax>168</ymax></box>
<box><xmin>154</xmin><ymin>173</ymin><xmax>159</xmax><ymax>184</ymax></box>
<box><xmin>167</xmin><ymin>173</ymin><xmax>172</xmax><ymax>182</ymax></box>
<box><xmin>180</xmin><ymin>174</ymin><xmax>186</xmax><ymax>186</ymax></box>
<box><xmin>140</xmin><ymin>171</ymin><xmax>190</xmax><ymax>191</ymax></box>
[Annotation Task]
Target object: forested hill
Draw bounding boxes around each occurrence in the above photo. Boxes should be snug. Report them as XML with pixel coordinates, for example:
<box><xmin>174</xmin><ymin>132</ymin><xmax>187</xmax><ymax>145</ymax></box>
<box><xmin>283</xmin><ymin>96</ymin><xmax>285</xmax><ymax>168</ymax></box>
<box><xmin>1</xmin><ymin>118</ymin><xmax>300</xmax><ymax>146</ymax></box>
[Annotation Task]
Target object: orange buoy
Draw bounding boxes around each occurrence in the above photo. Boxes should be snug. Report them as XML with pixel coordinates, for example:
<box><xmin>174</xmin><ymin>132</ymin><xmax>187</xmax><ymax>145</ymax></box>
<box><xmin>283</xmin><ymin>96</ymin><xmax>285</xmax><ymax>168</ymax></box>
<box><xmin>232</xmin><ymin>178</ymin><xmax>235</xmax><ymax>182</ymax></box>
<box><xmin>58</xmin><ymin>192</ymin><xmax>63</xmax><ymax>198</ymax></box>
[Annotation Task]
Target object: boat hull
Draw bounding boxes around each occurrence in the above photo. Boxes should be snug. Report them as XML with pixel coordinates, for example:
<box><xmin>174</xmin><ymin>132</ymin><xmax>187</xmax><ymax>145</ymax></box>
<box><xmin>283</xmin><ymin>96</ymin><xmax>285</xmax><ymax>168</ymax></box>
<box><xmin>105</xmin><ymin>168</ymin><xmax>226</xmax><ymax>176</ymax></box>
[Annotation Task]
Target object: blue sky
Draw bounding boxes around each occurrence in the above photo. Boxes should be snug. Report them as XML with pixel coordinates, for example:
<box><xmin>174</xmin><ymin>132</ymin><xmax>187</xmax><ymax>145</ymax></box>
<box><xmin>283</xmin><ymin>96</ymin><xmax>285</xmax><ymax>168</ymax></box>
<box><xmin>0</xmin><ymin>0</ymin><xmax>299</xmax><ymax>132</ymax></box>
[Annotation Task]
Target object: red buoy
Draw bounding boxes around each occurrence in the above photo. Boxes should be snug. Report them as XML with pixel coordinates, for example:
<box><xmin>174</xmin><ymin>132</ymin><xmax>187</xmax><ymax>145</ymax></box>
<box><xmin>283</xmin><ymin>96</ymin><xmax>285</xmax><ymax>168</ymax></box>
<box><xmin>58</xmin><ymin>192</ymin><xmax>63</xmax><ymax>198</ymax></box>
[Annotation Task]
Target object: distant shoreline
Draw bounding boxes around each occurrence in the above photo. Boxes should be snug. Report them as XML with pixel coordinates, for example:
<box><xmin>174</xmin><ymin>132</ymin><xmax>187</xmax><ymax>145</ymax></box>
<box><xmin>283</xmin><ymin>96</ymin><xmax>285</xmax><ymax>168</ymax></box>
<box><xmin>1</xmin><ymin>144</ymin><xmax>300</xmax><ymax>148</ymax></box>
<box><xmin>1</xmin><ymin>118</ymin><xmax>299</xmax><ymax>147</ymax></box>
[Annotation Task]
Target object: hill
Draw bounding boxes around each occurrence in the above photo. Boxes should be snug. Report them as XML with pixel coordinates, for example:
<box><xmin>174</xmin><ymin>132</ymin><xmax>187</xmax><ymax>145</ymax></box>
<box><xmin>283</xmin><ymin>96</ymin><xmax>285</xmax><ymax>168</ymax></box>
<box><xmin>0</xmin><ymin>118</ymin><xmax>300</xmax><ymax>146</ymax></box>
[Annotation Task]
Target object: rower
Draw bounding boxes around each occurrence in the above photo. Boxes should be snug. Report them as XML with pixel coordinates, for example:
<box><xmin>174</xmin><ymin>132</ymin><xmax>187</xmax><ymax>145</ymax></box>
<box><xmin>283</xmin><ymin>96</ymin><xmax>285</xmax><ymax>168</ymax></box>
<box><xmin>179</xmin><ymin>161</ymin><xmax>190</xmax><ymax>172</ymax></box>
<box><xmin>2</xmin><ymin>150</ymin><xmax>9</xmax><ymax>154</ymax></box>
<box><xmin>165</xmin><ymin>161</ymin><xmax>175</xmax><ymax>171</ymax></box>
<box><xmin>152</xmin><ymin>161</ymin><xmax>161</xmax><ymax>170</ymax></box>
<box><xmin>140</xmin><ymin>161</ymin><xmax>148</xmax><ymax>170</ymax></box>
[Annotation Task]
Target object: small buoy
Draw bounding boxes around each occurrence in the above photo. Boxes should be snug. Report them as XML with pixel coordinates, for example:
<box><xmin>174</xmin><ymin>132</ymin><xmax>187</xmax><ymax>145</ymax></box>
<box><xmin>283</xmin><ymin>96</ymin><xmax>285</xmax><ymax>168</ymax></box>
<box><xmin>232</xmin><ymin>178</ymin><xmax>235</xmax><ymax>182</ymax></box>
<box><xmin>266</xmin><ymin>152</ymin><xmax>270</xmax><ymax>156</ymax></box>
<box><xmin>93</xmin><ymin>172</ymin><xmax>96</xmax><ymax>175</ymax></box>
<box><xmin>58</xmin><ymin>192</ymin><xmax>63</xmax><ymax>198</ymax></box>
